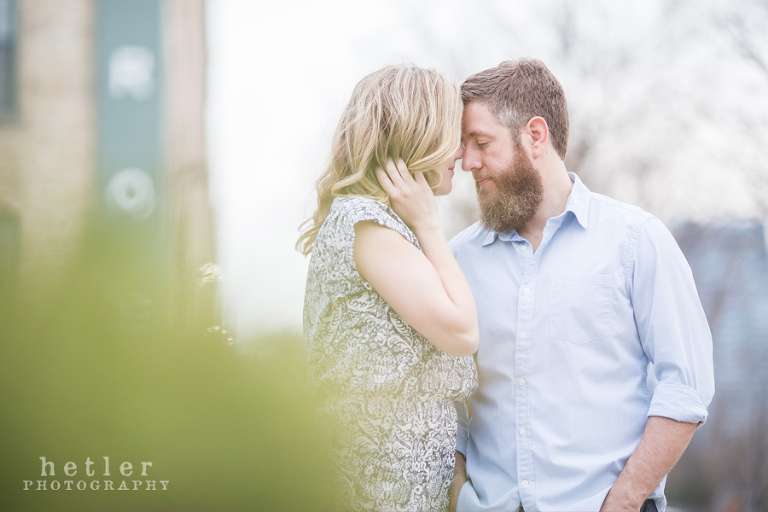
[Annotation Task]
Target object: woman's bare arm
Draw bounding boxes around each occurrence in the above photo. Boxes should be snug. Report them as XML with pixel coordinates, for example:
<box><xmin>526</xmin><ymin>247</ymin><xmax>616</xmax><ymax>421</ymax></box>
<box><xmin>353</xmin><ymin>159</ymin><xmax>478</xmax><ymax>357</ymax></box>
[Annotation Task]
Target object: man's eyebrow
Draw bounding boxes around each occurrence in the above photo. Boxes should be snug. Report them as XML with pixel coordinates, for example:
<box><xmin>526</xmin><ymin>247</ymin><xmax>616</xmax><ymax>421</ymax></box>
<box><xmin>463</xmin><ymin>131</ymin><xmax>491</xmax><ymax>138</ymax></box>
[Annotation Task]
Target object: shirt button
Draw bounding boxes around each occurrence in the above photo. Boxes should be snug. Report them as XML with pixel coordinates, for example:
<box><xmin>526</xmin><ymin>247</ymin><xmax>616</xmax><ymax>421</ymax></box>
<box><xmin>519</xmin><ymin>379</ymin><xmax>526</xmax><ymax>387</ymax></box>
<box><xmin>522</xmin><ymin>480</ymin><xmax>529</xmax><ymax>487</ymax></box>
<box><xmin>520</xmin><ymin>332</ymin><xmax>527</xmax><ymax>339</ymax></box>
<box><xmin>520</xmin><ymin>246</ymin><xmax>527</xmax><ymax>251</ymax></box>
<box><xmin>524</xmin><ymin>287</ymin><xmax>531</xmax><ymax>294</ymax></box>
<box><xmin>520</xmin><ymin>428</ymin><xmax>526</xmax><ymax>436</ymax></box>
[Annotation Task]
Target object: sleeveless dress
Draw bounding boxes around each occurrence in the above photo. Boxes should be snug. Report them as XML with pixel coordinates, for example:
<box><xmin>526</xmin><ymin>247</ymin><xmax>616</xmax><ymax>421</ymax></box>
<box><xmin>303</xmin><ymin>197</ymin><xmax>478</xmax><ymax>511</ymax></box>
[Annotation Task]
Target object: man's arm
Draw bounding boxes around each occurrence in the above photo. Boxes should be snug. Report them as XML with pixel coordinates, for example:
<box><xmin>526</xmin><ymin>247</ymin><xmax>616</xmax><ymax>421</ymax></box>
<box><xmin>600</xmin><ymin>416</ymin><xmax>697</xmax><ymax>511</ymax></box>
<box><xmin>449</xmin><ymin>451</ymin><xmax>467</xmax><ymax>512</ymax></box>
<box><xmin>604</xmin><ymin>218</ymin><xmax>714</xmax><ymax>511</ymax></box>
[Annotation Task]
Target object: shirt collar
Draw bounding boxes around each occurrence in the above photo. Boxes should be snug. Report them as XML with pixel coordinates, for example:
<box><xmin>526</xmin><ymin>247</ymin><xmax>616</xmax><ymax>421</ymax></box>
<box><xmin>480</xmin><ymin>172</ymin><xmax>591</xmax><ymax>247</ymax></box>
<box><xmin>566</xmin><ymin>172</ymin><xmax>591</xmax><ymax>230</ymax></box>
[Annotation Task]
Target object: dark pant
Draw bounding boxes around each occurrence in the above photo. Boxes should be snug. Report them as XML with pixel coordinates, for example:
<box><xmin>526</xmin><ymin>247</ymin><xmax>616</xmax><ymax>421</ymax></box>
<box><xmin>641</xmin><ymin>498</ymin><xmax>658</xmax><ymax>512</ymax></box>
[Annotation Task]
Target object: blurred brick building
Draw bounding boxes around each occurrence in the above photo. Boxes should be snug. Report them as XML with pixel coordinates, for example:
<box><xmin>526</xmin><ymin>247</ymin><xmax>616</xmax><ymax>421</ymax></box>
<box><xmin>0</xmin><ymin>0</ymin><xmax>216</xmax><ymax>333</ymax></box>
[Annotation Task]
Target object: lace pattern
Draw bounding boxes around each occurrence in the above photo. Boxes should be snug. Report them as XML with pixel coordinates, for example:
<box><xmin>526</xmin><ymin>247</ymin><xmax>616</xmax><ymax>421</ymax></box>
<box><xmin>304</xmin><ymin>197</ymin><xmax>478</xmax><ymax>511</ymax></box>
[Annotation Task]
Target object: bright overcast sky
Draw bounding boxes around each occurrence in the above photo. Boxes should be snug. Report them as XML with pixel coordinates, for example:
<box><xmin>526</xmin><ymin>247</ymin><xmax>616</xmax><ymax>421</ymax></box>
<box><xmin>206</xmin><ymin>0</ymin><xmax>765</xmax><ymax>340</ymax></box>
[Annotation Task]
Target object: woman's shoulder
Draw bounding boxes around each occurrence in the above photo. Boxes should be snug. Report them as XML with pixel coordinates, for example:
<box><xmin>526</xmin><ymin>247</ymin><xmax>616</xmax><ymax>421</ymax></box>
<box><xmin>329</xmin><ymin>196</ymin><xmax>419</xmax><ymax>247</ymax></box>
<box><xmin>331</xmin><ymin>197</ymin><xmax>399</xmax><ymax>228</ymax></box>
<box><xmin>332</xmin><ymin>196</ymin><xmax>388</xmax><ymax>217</ymax></box>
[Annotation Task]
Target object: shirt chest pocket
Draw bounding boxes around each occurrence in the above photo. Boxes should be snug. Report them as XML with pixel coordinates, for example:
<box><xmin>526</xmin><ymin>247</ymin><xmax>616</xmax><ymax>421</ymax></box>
<box><xmin>549</xmin><ymin>274</ymin><xmax>612</xmax><ymax>346</ymax></box>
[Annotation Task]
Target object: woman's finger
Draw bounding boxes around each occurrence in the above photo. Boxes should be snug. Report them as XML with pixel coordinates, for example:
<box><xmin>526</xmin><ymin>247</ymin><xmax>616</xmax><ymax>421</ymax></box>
<box><xmin>413</xmin><ymin>171</ymin><xmax>428</xmax><ymax>186</ymax></box>
<box><xmin>385</xmin><ymin>158</ymin><xmax>406</xmax><ymax>188</ymax></box>
<box><xmin>376</xmin><ymin>167</ymin><xmax>395</xmax><ymax>195</ymax></box>
<box><xmin>395</xmin><ymin>159</ymin><xmax>415</xmax><ymax>184</ymax></box>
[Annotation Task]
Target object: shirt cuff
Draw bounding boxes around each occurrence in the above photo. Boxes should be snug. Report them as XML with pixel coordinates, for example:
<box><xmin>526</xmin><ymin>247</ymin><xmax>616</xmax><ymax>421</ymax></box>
<box><xmin>647</xmin><ymin>380</ymin><xmax>709</xmax><ymax>426</ymax></box>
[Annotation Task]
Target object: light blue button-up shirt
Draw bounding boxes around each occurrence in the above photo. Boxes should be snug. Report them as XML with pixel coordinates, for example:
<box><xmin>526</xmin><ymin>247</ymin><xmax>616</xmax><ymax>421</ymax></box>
<box><xmin>450</xmin><ymin>173</ymin><xmax>714</xmax><ymax>512</ymax></box>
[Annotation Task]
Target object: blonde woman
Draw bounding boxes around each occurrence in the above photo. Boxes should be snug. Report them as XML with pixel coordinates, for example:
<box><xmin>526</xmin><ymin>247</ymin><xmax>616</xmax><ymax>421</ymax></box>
<box><xmin>298</xmin><ymin>65</ymin><xmax>479</xmax><ymax>511</ymax></box>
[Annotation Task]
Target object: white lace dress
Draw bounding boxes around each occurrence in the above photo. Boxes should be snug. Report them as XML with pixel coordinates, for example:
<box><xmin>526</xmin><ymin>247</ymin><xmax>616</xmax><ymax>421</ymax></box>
<box><xmin>303</xmin><ymin>197</ymin><xmax>478</xmax><ymax>511</ymax></box>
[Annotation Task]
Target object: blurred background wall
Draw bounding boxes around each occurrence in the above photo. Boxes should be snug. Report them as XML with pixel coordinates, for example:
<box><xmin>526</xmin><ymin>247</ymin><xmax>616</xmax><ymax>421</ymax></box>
<box><xmin>0</xmin><ymin>0</ymin><xmax>96</xmax><ymax>302</ymax></box>
<box><xmin>0</xmin><ymin>0</ymin><xmax>215</xmax><ymax>336</ymax></box>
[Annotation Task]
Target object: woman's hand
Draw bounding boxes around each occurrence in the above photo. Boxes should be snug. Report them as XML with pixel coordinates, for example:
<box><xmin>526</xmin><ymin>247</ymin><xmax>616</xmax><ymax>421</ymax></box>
<box><xmin>376</xmin><ymin>158</ymin><xmax>440</xmax><ymax>234</ymax></box>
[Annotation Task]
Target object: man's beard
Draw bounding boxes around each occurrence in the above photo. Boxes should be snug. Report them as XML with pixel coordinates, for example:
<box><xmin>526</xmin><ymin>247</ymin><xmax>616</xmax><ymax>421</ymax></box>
<box><xmin>477</xmin><ymin>148</ymin><xmax>544</xmax><ymax>234</ymax></box>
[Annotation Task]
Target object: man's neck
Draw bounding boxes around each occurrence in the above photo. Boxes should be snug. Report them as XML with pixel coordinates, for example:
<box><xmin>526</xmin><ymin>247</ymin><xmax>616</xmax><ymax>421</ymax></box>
<box><xmin>518</xmin><ymin>164</ymin><xmax>573</xmax><ymax>252</ymax></box>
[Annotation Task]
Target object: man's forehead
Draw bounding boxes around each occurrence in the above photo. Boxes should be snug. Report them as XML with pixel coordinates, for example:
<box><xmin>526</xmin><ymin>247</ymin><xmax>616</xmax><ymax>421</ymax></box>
<box><xmin>461</xmin><ymin>116</ymin><xmax>503</xmax><ymax>138</ymax></box>
<box><xmin>463</xmin><ymin>100</ymin><xmax>495</xmax><ymax>117</ymax></box>
<box><xmin>462</xmin><ymin>102</ymin><xmax>504</xmax><ymax>133</ymax></box>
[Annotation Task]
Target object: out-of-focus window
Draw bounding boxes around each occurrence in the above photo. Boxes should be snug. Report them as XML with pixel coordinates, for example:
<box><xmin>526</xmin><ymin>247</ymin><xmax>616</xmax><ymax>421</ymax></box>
<box><xmin>0</xmin><ymin>0</ymin><xmax>17</xmax><ymax>121</ymax></box>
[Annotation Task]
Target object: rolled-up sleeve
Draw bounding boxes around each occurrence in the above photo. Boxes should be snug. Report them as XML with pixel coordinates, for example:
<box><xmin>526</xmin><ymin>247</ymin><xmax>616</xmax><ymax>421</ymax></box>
<box><xmin>630</xmin><ymin>217</ymin><xmax>715</xmax><ymax>425</ymax></box>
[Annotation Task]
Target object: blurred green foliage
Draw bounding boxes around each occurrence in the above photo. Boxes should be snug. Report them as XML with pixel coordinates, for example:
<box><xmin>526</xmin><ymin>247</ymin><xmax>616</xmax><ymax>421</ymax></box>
<box><xmin>0</xmin><ymin>229</ymin><xmax>335</xmax><ymax>511</ymax></box>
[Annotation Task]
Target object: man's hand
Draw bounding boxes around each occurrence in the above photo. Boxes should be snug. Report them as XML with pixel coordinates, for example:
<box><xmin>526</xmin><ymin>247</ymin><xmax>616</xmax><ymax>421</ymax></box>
<box><xmin>600</xmin><ymin>416</ymin><xmax>697</xmax><ymax>511</ymax></box>
<box><xmin>449</xmin><ymin>451</ymin><xmax>468</xmax><ymax>512</ymax></box>
<box><xmin>600</xmin><ymin>488</ymin><xmax>646</xmax><ymax>512</ymax></box>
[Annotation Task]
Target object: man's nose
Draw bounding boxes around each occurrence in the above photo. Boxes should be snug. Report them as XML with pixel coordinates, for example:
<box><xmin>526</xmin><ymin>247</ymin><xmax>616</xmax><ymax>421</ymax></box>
<box><xmin>461</xmin><ymin>145</ymin><xmax>481</xmax><ymax>172</ymax></box>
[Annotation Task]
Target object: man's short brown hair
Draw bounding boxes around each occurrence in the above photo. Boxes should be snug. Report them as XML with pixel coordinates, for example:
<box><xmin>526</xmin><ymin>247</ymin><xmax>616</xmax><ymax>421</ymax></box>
<box><xmin>461</xmin><ymin>59</ymin><xmax>569</xmax><ymax>160</ymax></box>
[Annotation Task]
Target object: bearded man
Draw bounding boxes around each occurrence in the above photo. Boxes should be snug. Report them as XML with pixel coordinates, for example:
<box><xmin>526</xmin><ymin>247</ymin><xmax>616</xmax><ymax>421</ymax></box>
<box><xmin>448</xmin><ymin>59</ymin><xmax>714</xmax><ymax>512</ymax></box>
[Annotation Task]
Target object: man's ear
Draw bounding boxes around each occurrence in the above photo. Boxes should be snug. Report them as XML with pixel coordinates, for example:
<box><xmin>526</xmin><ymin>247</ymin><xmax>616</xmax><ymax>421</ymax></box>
<box><xmin>523</xmin><ymin>116</ymin><xmax>549</xmax><ymax>159</ymax></box>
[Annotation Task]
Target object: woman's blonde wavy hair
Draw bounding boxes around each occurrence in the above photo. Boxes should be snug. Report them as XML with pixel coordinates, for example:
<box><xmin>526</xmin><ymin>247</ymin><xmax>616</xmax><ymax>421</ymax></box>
<box><xmin>296</xmin><ymin>64</ymin><xmax>462</xmax><ymax>255</ymax></box>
